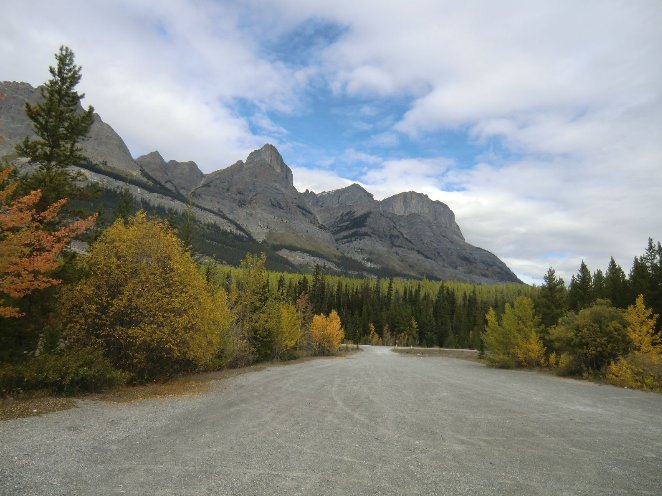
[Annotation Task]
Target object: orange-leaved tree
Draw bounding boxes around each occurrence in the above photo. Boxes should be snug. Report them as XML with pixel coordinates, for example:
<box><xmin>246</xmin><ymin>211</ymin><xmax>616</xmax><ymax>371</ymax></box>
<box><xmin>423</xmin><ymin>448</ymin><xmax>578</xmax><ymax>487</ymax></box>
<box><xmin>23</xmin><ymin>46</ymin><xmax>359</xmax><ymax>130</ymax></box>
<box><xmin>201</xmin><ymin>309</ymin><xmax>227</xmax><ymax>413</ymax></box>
<box><xmin>0</xmin><ymin>165</ymin><xmax>96</xmax><ymax>318</ymax></box>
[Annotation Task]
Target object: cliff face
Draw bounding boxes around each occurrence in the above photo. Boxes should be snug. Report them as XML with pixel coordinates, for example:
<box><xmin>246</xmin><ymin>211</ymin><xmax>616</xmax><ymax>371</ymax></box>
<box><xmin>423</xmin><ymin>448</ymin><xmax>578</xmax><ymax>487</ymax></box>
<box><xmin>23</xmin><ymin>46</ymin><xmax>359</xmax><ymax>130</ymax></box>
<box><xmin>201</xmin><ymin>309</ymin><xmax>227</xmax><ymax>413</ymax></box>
<box><xmin>136</xmin><ymin>151</ymin><xmax>204</xmax><ymax>196</ymax></box>
<box><xmin>0</xmin><ymin>81</ymin><xmax>520</xmax><ymax>283</ymax></box>
<box><xmin>304</xmin><ymin>185</ymin><xmax>516</xmax><ymax>282</ymax></box>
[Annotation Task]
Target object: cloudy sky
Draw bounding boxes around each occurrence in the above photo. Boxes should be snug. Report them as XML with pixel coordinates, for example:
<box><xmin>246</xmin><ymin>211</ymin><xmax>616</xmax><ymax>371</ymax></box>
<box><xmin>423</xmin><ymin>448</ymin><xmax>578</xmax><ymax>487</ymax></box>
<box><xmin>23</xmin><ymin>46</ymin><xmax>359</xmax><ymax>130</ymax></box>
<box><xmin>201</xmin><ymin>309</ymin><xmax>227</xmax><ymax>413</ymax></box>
<box><xmin>3</xmin><ymin>0</ymin><xmax>661</xmax><ymax>283</ymax></box>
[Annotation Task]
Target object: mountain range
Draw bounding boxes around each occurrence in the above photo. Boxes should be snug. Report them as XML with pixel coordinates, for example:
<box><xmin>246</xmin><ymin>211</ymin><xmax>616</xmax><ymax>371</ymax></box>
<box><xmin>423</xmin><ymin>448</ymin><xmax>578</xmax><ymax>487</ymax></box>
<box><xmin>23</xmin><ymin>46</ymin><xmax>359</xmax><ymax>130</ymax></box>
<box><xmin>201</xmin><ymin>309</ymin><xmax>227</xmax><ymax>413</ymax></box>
<box><xmin>0</xmin><ymin>81</ymin><xmax>520</xmax><ymax>283</ymax></box>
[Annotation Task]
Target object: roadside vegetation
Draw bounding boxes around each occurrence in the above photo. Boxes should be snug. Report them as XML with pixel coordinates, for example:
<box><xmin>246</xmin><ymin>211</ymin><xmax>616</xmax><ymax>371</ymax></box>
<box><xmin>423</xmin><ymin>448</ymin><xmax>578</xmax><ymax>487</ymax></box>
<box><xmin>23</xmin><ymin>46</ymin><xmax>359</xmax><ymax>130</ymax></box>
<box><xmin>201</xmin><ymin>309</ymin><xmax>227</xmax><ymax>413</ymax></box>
<box><xmin>481</xmin><ymin>259</ymin><xmax>662</xmax><ymax>391</ymax></box>
<box><xmin>1</xmin><ymin>46</ymin><xmax>659</xmax><ymax>406</ymax></box>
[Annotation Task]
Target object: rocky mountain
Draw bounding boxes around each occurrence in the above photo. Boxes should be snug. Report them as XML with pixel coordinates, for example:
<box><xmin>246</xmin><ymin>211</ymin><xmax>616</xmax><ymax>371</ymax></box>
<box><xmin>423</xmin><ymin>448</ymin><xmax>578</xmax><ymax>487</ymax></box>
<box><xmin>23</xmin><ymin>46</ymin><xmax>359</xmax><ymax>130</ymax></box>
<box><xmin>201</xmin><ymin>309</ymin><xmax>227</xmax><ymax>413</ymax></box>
<box><xmin>136</xmin><ymin>151</ymin><xmax>204</xmax><ymax>197</ymax></box>
<box><xmin>0</xmin><ymin>80</ymin><xmax>520</xmax><ymax>283</ymax></box>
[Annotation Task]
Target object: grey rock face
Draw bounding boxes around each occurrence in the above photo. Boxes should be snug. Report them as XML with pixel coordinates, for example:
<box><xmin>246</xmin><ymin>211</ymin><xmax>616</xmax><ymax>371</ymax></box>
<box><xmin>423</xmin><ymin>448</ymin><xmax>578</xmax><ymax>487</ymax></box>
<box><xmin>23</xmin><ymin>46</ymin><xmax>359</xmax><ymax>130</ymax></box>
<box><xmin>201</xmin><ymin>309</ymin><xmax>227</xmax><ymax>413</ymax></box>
<box><xmin>245</xmin><ymin>143</ymin><xmax>293</xmax><ymax>187</ymax></box>
<box><xmin>381</xmin><ymin>191</ymin><xmax>464</xmax><ymax>241</ymax></box>
<box><xmin>75</xmin><ymin>166</ymin><xmax>242</xmax><ymax>235</ymax></box>
<box><xmin>82</xmin><ymin>113</ymin><xmax>140</xmax><ymax>176</ymax></box>
<box><xmin>307</xmin><ymin>190</ymin><xmax>517</xmax><ymax>283</ymax></box>
<box><xmin>136</xmin><ymin>151</ymin><xmax>204</xmax><ymax>196</ymax></box>
<box><xmin>0</xmin><ymin>82</ymin><xmax>36</xmax><ymax>158</ymax></box>
<box><xmin>315</xmin><ymin>183</ymin><xmax>375</xmax><ymax>209</ymax></box>
<box><xmin>192</xmin><ymin>145</ymin><xmax>338</xmax><ymax>257</ymax></box>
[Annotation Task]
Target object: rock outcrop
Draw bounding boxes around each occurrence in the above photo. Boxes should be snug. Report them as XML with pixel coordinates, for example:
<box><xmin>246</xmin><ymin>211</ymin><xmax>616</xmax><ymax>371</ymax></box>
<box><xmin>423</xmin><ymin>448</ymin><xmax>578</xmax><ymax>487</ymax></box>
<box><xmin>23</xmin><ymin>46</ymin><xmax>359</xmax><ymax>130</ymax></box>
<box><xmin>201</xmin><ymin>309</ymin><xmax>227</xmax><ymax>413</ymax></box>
<box><xmin>136</xmin><ymin>151</ymin><xmax>204</xmax><ymax>197</ymax></box>
<box><xmin>305</xmin><ymin>186</ymin><xmax>515</xmax><ymax>282</ymax></box>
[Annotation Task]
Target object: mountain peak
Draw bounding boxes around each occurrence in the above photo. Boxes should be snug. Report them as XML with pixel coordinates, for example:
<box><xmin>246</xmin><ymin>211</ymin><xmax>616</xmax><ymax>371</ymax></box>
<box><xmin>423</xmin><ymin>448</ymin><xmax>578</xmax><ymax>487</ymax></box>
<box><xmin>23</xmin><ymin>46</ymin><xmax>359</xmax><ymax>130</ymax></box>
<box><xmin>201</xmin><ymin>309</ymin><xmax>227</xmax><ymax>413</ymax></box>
<box><xmin>316</xmin><ymin>183</ymin><xmax>375</xmax><ymax>208</ymax></box>
<box><xmin>139</xmin><ymin>150</ymin><xmax>166</xmax><ymax>163</ymax></box>
<box><xmin>245</xmin><ymin>144</ymin><xmax>293</xmax><ymax>187</ymax></box>
<box><xmin>247</xmin><ymin>143</ymin><xmax>284</xmax><ymax>170</ymax></box>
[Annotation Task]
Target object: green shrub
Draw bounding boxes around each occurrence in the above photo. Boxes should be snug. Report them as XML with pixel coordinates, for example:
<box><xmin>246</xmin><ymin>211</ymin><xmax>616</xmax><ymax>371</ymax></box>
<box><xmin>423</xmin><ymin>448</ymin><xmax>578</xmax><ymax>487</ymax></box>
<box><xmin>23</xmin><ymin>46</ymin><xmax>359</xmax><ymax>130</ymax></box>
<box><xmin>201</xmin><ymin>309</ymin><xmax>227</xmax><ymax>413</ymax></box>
<box><xmin>0</xmin><ymin>347</ymin><xmax>130</xmax><ymax>397</ymax></box>
<box><xmin>550</xmin><ymin>300</ymin><xmax>631</xmax><ymax>374</ymax></box>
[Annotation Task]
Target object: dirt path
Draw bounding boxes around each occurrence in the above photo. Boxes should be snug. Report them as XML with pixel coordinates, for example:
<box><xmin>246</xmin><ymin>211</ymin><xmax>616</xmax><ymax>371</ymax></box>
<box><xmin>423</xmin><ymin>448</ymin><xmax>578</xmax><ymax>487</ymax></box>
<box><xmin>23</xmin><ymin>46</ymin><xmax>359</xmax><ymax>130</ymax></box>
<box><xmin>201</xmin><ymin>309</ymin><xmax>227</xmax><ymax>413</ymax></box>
<box><xmin>1</xmin><ymin>346</ymin><xmax>661</xmax><ymax>495</ymax></box>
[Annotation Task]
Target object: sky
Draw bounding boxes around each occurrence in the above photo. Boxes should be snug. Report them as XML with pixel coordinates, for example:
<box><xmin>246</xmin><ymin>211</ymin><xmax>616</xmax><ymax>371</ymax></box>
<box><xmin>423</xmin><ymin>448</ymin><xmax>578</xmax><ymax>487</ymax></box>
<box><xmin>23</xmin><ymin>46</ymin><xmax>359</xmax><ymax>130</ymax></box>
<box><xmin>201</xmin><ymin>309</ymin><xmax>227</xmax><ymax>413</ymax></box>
<box><xmin>2</xmin><ymin>0</ymin><xmax>661</xmax><ymax>284</ymax></box>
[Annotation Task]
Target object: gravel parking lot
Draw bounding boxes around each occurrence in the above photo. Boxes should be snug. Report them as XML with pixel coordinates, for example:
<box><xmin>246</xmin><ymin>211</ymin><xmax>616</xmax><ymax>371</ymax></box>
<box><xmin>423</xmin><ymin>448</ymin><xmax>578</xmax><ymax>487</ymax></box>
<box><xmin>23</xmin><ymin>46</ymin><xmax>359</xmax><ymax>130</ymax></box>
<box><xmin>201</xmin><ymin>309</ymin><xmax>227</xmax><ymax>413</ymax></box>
<box><xmin>1</xmin><ymin>345</ymin><xmax>661</xmax><ymax>495</ymax></box>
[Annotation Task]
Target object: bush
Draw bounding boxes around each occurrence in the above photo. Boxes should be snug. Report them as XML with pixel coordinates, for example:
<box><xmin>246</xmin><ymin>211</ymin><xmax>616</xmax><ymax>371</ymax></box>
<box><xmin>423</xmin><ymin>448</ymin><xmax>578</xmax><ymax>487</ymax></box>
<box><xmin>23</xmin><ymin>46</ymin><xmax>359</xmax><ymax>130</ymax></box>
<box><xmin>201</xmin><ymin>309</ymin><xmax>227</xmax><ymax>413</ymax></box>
<box><xmin>607</xmin><ymin>352</ymin><xmax>662</xmax><ymax>391</ymax></box>
<box><xmin>0</xmin><ymin>347</ymin><xmax>129</xmax><ymax>396</ymax></box>
<box><xmin>555</xmin><ymin>352</ymin><xmax>577</xmax><ymax>376</ymax></box>
<box><xmin>550</xmin><ymin>300</ymin><xmax>630</xmax><ymax>374</ymax></box>
<box><xmin>62</xmin><ymin>212</ymin><xmax>231</xmax><ymax>381</ymax></box>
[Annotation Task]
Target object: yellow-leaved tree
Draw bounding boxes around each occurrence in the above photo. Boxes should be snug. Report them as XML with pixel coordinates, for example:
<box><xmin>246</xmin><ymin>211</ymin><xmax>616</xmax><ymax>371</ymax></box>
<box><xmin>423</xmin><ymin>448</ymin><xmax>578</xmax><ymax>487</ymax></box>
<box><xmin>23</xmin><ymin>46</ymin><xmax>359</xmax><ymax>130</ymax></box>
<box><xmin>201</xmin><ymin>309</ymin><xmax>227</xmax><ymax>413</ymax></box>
<box><xmin>310</xmin><ymin>309</ymin><xmax>344</xmax><ymax>355</ymax></box>
<box><xmin>62</xmin><ymin>211</ymin><xmax>230</xmax><ymax>380</ymax></box>
<box><xmin>607</xmin><ymin>295</ymin><xmax>661</xmax><ymax>391</ymax></box>
<box><xmin>271</xmin><ymin>301</ymin><xmax>301</xmax><ymax>360</ymax></box>
<box><xmin>482</xmin><ymin>296</ymin><xmax>545</xmax><ymax>368</ymax></box>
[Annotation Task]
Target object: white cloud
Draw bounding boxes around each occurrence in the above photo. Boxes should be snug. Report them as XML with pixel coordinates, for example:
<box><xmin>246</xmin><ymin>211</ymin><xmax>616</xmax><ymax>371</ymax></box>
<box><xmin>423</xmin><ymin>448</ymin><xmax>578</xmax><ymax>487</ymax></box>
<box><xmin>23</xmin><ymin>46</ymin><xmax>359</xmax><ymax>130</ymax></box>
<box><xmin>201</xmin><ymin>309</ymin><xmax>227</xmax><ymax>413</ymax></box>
<box><xmin>251</xmin><ymin>114</ymin><xmax>289</xmax><ymax>136</ymax></box>
<box><xmin>360</xmin><ymin>157</ymin><xmax>452</xmax><ymax>198</ymax></box>
<box><xmin>342</xmin><ymin>148</ymin><xmax>382</xmax><ymax>165</ymax></box>
<box><xmin>291</xmin><ymin>166</ymin><xmax>353</xmax><ymax>193</ymax></box>
<box><xmin>1</xmin><ymin>0</ymin><xmax>308</xmax><ymax>170</ymax></box>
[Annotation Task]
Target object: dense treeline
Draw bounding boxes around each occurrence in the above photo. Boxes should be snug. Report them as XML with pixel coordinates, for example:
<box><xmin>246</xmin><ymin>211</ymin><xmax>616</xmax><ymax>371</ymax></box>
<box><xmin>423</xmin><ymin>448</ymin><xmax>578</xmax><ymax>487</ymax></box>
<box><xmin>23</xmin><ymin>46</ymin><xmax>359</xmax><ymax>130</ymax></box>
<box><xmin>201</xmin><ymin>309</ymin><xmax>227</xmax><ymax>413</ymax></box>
<box><xmin>482</xmin><ymin>241</ymin><xmax>662</xmax><ymax>391</ymax></box>
<box><xmin>211</xmin><ymin>265</ymin><xmax>535</xmax><ymax>349</ymax></box>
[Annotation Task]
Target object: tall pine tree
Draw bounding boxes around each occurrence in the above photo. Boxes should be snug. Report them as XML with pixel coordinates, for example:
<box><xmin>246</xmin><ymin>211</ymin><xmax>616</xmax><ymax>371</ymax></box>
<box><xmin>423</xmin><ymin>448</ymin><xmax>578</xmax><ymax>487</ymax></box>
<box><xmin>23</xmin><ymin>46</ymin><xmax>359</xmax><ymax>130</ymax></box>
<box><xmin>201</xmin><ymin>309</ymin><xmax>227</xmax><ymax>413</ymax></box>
<box><xmin>604</xmin><ymin>257</ymin><xmax>628</xmax><ymax>308</ymax></box>
<box><xmin>16</xmin><ymin>46</ymin><xmax>95</xmax><ymax>207</ymax></box>
<box><xmin>535</xmin><ymin>267</ymin><xmax>567</xmax><ymax>329</ymax></box>
<box><xmin>568</xmin><ymin>261</ymin><xmax>593</xmax><ymax>311</ymax></box>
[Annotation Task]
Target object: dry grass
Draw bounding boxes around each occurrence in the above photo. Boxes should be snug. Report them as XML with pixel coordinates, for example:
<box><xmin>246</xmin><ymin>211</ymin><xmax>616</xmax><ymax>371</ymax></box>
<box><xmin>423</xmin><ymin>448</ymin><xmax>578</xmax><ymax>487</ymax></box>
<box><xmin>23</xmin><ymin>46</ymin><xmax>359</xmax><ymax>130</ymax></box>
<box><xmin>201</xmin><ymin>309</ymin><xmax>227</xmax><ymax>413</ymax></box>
<box><xmin>0</xmin><ymin>396</ymin><xmax>77</xmax><ymax>421</ymax></box>
<box><xmin>392</xmin><ymin>347</ymin><xmax>482</xmax><ymax>362</ymax></box>
<box><xmin>92</xmin><ymin>364</ymin><xmax>271</xmax><ymax>403</ymax></box>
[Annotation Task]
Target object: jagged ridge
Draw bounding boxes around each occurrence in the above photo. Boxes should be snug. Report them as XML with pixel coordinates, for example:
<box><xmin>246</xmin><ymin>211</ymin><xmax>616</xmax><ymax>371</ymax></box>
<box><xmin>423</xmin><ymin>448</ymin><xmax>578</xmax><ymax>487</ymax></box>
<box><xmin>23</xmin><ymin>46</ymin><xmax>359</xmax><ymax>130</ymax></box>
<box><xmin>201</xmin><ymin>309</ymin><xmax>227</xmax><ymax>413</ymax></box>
<box><xmin>0</xmin><ymin>81</ymin><xmax>520</xmax><ymax>283</ymax></box>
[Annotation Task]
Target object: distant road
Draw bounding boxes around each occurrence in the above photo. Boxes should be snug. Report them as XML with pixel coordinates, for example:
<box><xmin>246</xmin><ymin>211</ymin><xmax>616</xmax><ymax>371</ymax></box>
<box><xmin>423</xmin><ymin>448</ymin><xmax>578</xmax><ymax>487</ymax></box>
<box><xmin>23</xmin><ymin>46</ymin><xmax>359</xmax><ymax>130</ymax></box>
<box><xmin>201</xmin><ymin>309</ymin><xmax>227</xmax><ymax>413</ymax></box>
<box><xmin>2</xmin><ymin>346</ymin><xmax>661</xmax><ymax>495</ymax></box>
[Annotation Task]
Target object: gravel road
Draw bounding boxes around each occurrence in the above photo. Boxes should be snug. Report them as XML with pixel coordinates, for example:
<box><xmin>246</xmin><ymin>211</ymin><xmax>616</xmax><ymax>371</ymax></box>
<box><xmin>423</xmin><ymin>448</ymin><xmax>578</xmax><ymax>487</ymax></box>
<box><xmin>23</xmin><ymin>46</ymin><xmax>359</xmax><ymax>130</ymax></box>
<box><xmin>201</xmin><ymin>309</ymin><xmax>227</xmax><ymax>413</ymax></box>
<box><xmin>1</xmin><ymin>346</ymin><xmax>661</xmax><ymax>495</ymax></box>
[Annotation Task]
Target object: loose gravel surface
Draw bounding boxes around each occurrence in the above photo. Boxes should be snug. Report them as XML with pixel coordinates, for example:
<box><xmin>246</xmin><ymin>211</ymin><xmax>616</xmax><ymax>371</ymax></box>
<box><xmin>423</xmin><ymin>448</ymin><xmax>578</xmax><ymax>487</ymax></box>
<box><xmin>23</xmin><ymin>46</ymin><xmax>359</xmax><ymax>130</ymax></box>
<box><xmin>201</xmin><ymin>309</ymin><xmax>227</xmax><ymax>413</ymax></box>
<box><xmin>1</xmin><ymin>346</ymin><xmax>661</xmax><ymax>495</ymax></box>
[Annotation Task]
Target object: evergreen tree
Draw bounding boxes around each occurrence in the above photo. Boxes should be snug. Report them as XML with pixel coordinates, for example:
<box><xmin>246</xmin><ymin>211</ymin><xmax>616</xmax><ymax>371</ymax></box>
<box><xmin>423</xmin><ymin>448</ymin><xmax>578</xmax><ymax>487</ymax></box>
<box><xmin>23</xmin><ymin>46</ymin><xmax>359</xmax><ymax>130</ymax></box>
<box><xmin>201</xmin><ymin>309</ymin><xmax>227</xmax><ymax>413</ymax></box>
<box><xmin>310</xmin><ymin>264</ymin><xmax>326</xmax><ymax>314</ymax></box>
<box><xmin>385</xmin><ymin>277</ymin><xmax>394</xmax><ymax>307</ymax></box>
<box><xmin>592</xmin><ymin>269</ymin><xmax>605</xmax><ymax>300</ymax></box>
<box><xmin>604</xmin><ymin>257</ymin><xmax>628</xmax><ymax>308</ymax></box>
<box><xmin>535</xmin><ymin>267</ymin><xmax>567</xmax><ymax>329</ymax></box>
<box><xmin>568</xmin><ymin>261</ymin><xmax>593</xmax><ymax>311</ymax></box>
<box><xmin>642</xmin><ymin>239</ymin><xmax>662</xmax><ymax>328</ymax></box>
<box><xmin>113</xmin><ymin>186</ymin><xmax>134</xmax><ymax>224</ymax></box>
<box><xmin>629</xmin><ymin>256</ymin><xmax>650</xmax><ymax>306</ymax></box>
<box><xmin>16</xmin><ymin>46</ymin><xmax>95</xmax><ymax>207</ymax></box>
<box><xmin>178</xmin><ymin>202</ymin><xmax>197</xmax><ymax>252</ymax></box>
<box><xmin>235</xmin><ymin>253</ymin><xmax>271</xmax><ymax>360</ymax></box>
